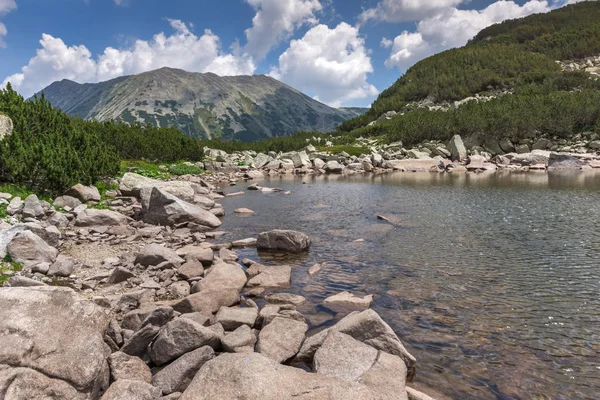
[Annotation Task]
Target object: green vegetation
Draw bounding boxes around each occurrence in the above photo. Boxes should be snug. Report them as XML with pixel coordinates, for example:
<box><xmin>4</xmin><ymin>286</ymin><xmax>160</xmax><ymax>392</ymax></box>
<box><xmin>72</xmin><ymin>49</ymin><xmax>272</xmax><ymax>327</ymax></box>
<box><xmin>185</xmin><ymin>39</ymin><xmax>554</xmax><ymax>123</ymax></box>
<box><xmin>0</xmin><ymin>84</ymin><xmax>205</xmax><ymax>194</ymax></box>
<box><xmin>0</xmin><ymin>255</ymin><xmax>24</xmax><ymax>285</ymax></box>
<box><xmin>337</xmin><ymin>1</ymin><xmax>600</xmax><ymax>146</ymax></box>
<box><xmin>317</xmin><ymin>145</ymin><xmax>368</xmax><ymax>157</ymax></box>
<box><xmin>169</xmin><ymin>163</ymin><xmax>205</xmax><ymax>176</ymax></box>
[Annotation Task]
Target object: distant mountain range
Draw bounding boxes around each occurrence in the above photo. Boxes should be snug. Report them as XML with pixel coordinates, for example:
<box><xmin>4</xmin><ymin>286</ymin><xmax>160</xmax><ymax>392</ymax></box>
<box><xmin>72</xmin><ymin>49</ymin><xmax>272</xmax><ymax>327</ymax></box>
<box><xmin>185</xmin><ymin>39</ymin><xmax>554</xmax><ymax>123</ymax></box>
<box><xmin>38</xmin><ymin>68</ymin><xmax>367</xmax><ymax>141</ymax></box>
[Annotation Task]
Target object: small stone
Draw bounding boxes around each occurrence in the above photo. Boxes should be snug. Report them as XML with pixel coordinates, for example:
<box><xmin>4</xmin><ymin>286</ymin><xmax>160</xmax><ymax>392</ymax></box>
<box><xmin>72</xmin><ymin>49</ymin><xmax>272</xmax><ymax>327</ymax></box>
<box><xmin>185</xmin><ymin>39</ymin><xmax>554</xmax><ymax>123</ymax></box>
<box><xmin>265</xmin><ymin>293</ymin><xmax>306</xmax><ymax>307</ymax></box>
<box><xmin>107</xmin><ymin>267</ymin><xmax>136</xmax><ymax>284</ymax></box>
<box><xmin>234</xmin><ymin>208</ymin><xmax>254</xmax><ymax>214</ymax></box>
<box><xmin>322</xmin><ymin>291</ymin><xmax>374</xmax><ymax>312</ymax></box>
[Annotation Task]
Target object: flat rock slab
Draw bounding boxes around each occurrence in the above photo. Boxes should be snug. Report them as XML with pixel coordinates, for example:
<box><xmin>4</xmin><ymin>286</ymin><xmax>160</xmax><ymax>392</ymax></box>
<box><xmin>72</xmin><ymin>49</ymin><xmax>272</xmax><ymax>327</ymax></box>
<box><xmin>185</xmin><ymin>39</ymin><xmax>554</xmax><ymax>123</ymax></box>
<box><xmin>180</xmin><ymin>353</ymin><xmax>386</xmax><ymax>400</ymax></box>
<box><xmin>0</xmin><ymin>287</ymin><xmax>110</xmax><ymax>396</ymax></box>
<box><xmin>152</xmin><ymin>346</ymin><xmax>214</xmax><ymax>395</ymax></box>
<box><xmin>265</xmin><ymin>293</ymin><xmax>306</xmax><ymax>307</ymax></box>
<box><xmin>246</xmin><ymin>265</ymin><xmax>292</xmax><ymax>289</ymax></box>
<box><xmin>214</xmin><ymin>306</ymin><xmax>258</xmax><ymax>330</ymax></box>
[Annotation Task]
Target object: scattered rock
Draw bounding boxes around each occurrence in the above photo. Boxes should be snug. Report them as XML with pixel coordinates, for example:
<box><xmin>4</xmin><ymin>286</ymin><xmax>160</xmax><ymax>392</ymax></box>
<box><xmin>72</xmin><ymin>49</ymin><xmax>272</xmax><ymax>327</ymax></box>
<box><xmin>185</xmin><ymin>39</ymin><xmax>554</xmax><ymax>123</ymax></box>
<box><xmin>47</xmin><ymin>255</ymin><xmax>78</xmax><ymax>277</ymax></box>
<box><xmin>257</xmin><ymin>229</ymin><xmax>311</xmax><ymax>253</ymax></box>
<box><xmin>256</xmin><ymin>316</ymin><xmax>308</xmax><ymax>363</ymax></box>
<box><xmin>75</xmin><ymin>209</ymin><xmax>128</xmax><ymax>227</ymax></box>
<box><xmin>221</xmin><ymin>325</ymin><xmax>257</xmax><ymax>353</ymax></box>
<box><xmin>265</xmin><ymin>293</ymin><xmax>306</xmax><ymax>307</ymax></box>
<box><xmin>214</xmin><ymin>306</ymin><xmax>258</xmax><ymax>330</ymax></box>
<box><xmin>66</xmin><ymin>184</ymin><xmax>102</xmax><ymax>203</ymax></box>
<box><xmin>135</xmin><ymin>244</ymin><xmax>184</xmax><ymax>268</ymax></box>
<box><xmin>7</xmin><ymin>230</ymin><xmax>58</xmax><ymax>266</ymax></box>
<box><xmin>234</xmin><ymin>208</ymin><xmax>254</xmax><ymax>214</ymax></box>
<box><xmin>323</xmin><ymin>291</ymin><xmax>374</xmax><ymax>312</ymax></box>
<box><xmin>152</xmin><ymin>346</ymin><xmax>215</xmax><ymax>395</ymax></box>
<box><xmin>100</xmin><ymin>379</ymin><xmax>161</xmax><ymax>400</ymax></box>
<box><xmin>108</xmin><ymin>351</ymin><xmax>152</xmax><ymax>383</ymax></box>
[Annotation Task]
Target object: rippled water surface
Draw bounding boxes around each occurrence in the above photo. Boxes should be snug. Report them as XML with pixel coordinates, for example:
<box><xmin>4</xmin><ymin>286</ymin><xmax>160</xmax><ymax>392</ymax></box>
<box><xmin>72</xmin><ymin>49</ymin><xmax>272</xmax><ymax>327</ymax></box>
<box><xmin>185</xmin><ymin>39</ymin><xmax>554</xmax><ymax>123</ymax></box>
<box><xmin>216</xmin><ymin>171</ymin><xmax>600</xmax><ymax>400</ymax></box>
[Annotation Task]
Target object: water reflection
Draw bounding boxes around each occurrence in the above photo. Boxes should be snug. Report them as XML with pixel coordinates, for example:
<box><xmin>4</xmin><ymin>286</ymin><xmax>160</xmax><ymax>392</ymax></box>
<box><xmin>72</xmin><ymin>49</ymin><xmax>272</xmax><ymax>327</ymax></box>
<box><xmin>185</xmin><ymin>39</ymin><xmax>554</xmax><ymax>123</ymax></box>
<box><xmin>216</xmin><ymin>171</ymin><xmax>600</xmax><ymax>400</ymax></box>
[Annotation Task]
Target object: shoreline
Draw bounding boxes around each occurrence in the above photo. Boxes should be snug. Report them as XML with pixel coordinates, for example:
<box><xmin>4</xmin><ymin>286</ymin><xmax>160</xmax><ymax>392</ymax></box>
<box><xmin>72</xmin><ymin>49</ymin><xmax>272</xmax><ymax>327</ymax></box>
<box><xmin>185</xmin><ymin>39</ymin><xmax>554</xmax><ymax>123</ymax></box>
<box><xmin>0</xmin><ymin>171</ymin><xmax>446</xmax><ymax>400</ymax></box>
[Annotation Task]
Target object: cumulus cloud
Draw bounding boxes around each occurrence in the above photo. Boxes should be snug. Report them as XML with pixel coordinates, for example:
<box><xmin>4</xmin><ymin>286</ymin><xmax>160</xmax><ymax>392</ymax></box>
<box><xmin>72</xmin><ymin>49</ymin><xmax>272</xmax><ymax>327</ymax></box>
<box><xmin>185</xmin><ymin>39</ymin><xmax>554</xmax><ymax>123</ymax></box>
<box><xmin>270</xmin><ymin>22</ymin><xmax>378</xmax><ymax>107</ymax></box>
<box><xmin>2</xmin><ymin>19</ymin><xmax>256</xmax><ymax>97</ymax></box>
<box><xmin>0</xmin><ymin>0</ymin><xmax>16</xmax><ymax>48</ymax></box>
<box><xmin>360</xmin><ymin>0</ymin><xmax>465</xmax><ymax>23</ymax></box>
<box><xmin>244</xmin><ymin>0</ymin><xmax>322</xmax><ymax>60</ymax></box>
<box><xmin>384</xmin><ymin>0</ymin><xmax>551</xmax><ymax>71</ymax></box>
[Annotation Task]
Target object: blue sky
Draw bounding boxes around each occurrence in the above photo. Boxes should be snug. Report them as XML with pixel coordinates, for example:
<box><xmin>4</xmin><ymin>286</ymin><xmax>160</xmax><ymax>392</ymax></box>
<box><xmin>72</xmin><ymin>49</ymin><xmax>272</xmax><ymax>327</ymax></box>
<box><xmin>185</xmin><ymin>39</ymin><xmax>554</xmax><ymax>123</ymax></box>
<box><xmin>0</xmin><ymin>0</ymin><xmax>573</xmax><ymax>107</ymax></box>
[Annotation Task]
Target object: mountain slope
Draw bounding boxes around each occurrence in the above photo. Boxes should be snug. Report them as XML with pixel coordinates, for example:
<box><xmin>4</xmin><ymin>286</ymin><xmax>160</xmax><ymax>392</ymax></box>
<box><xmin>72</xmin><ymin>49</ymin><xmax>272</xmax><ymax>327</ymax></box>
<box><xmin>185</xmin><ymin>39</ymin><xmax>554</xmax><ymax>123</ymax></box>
<box><xmin>340</xmin><ymin>1</ymin><xmax>600</xmax><ymax>134</ymax></box>
<box><xmin>39</xmin><ymin>68</ymin><xmax>366</xmax><ymax>141</ymax></box>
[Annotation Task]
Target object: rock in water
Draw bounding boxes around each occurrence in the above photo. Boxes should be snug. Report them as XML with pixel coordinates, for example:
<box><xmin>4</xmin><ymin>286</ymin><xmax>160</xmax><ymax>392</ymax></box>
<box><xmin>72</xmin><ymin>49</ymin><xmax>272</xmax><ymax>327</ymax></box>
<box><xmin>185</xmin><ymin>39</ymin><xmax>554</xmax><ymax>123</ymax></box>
<box><xmin>0</xmin><ymin>287</ymin><xmax>110</xmax><ymax>398</ymax></box>
<box><xmin>143</xmin><ymin>187</ymin><xmax>221</xmax><ymax>228</ymax></box>
<box><xmin>447</xmin><ymin>135</ymin><xmax>467</xmax><ymax>162</ymax></box>
<box><xmin>256</xmin><ymin>229</ymin><xmax>311</xmax><ymax>253</ymax></box>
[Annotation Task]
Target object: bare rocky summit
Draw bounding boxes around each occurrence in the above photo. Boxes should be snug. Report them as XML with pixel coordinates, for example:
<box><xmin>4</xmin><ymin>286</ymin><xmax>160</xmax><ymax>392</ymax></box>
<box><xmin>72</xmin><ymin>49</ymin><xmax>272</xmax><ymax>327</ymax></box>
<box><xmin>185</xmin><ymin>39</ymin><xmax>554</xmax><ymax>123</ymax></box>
<box><xmin>37</xmin><ymin>67</ymin><xmax>366</xmax><ymax>141</ymax></box>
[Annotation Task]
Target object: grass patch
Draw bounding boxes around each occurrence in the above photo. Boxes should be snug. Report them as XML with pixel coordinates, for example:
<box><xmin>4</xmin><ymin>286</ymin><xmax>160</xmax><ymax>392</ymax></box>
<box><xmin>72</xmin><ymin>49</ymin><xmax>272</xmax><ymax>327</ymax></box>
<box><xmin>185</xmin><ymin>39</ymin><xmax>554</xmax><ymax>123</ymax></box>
<box><xmin>0</xmin><ymin>255</ymin><xmax>24</xmax><ymax>285</ymax></box>
<box><xmin>0</xmin><ymin>183</ymin><xmax>52</xmax><ymax>202</ymax></box>
<box><xmin>120</xmin><ymin>160</ymin><xmax>170</xmax><ymax>180</ymax></box>
<box><xmin>169</xmin><ymin>163</ymin><xmax>205</xmax><ymax>176</ymax></box>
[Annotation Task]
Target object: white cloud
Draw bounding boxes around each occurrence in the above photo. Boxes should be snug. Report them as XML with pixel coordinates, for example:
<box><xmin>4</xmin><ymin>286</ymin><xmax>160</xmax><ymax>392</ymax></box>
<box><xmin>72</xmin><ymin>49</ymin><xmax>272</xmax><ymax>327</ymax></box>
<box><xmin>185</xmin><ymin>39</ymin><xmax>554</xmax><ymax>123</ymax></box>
<box><xmin>0</xmin><ymin>0</ymin><xmax>16</xmax><ymax>48</ymax></box>
<box><xmin>2</xmin><ymin>19</ymin><xmax>256</xmax><ymax>98</ymax></box>
<box><xmin>384</xmin><ymin>0</ymin><xmax>551</xmax><ymax>71</ymax></box>
<box><xmin>270</xmin><ymin>22</ymin><xmax>378</xmax><ymax>107</ymax></box>
<box><xmin>360</xmin><ymin>0</ymin><xmax>465</xmax><ymax>23</ymax></box>
<box><xmin>244</xmin><ymin>0</ymin><xmax>322</xmax><ymax>60</ymax></box>
<box><xmin>380</xmin><ymin>37</ymin><xmax>393</xmax><ymax>48</ymax></box>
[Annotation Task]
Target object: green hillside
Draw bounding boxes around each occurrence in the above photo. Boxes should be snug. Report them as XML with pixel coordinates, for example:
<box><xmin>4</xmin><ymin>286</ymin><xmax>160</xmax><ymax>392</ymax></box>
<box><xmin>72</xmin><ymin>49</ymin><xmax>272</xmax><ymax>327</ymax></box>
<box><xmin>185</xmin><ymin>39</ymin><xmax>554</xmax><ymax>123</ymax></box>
<box><xmin>338</xmin><ymin>1</ymin><xmax>600</xmax><ymax>146</ymax></box>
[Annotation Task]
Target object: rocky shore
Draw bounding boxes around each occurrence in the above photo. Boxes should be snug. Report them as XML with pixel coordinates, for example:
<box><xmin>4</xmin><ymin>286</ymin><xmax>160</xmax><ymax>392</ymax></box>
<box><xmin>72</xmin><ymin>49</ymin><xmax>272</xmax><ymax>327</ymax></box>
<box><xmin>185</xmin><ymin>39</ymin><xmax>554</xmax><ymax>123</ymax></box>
<box><xmin>0</xmin><ymin>171</ymin><xmax>446</xmax><ymax>399</ymax></box>
<box><xmin>200</xmin><ymin>133</ymin><xmax>600</xmax><ymax>178</ymax></box>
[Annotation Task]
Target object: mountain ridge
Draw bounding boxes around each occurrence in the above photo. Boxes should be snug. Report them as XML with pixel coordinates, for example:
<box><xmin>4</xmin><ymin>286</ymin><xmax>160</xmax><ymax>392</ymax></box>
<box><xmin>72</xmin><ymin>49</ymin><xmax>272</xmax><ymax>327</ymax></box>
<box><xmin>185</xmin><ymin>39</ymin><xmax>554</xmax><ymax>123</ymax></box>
<box><xmin>38</xmin><ymin>67</ymin><xmax>367</xmax><ymax>141</ymax></box>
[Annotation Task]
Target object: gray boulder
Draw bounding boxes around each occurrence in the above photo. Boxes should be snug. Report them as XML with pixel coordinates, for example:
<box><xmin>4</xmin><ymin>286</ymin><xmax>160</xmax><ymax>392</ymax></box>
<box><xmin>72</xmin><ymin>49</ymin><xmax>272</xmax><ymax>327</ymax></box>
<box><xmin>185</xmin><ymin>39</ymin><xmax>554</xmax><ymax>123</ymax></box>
<box><xmin>143</xmin><ymin>187</ymin><xmax>221</xmax><ymax>229</ymax></box>
<box><xmin>7</xmin><ymin>230</ymin><xmax>58</xmax><ymax>266</ymax></box>
<box><xmin>221</xmin><ymin>325</ymin><xmax>257</xmax><ymax>353</ymax></box>
<box><xmin>152</xmin><ymin>346</ymin><xmax>214</xmax><ymax>395</ymax></box>
<box><xmin>324</xmin><ymin>161</ymin><xmax>344</xmax><ymax>174</ymax></box>
<box><xmin>135</xmin><ymin>244</ymin><xmax>184</xmax><ymax>268</ymax></box>
<box><xmin>214</xmin><ymin>306</ymin><xmax>258</xmax><ymax>330</ymax></box>
<box><xmin>0</xmin><ymin>287</ymin><xmax>110</xmax><ymax>397</ymax></box>
<box><xmin>47</xmin><ymin>255</ymin><xmax>78</xmax><ymax>277</ymax></box>
<box><xmin>120</xmin><ymin>173</ymin><xmax>196</xmax><ymax>203</ymax></box>
<box><xmin>257</xmin><ymin>229</ymin><xmax>311</xmax><ymax>253</ymax></box>
<box><xmin>314</xmin><ymin>331</ymin><xmax>378</xmax><ymax>382</ymax></box>
<box><xmin>0</xmin><ymin>366</ymin><xmax>87</xmax><ymax>399</ymax></box>
<box><xmin>193</xmin><ymin>259</ymin><xmax>247</xmax><ymax>293</ymax></box>
<box><xmin>256</xmin><ymin>316</ymin><xmax>308</xmax><ymax>363</ymax></box>
<box><xmin>75</xmin><ymin>209</ymin><xmax>128</xmax><ymax>226</ymax></box>
<box><xmin>108</xmin><ymin>351</ymin><xmax>152</xmax><ymax>383</ymax></box>
<box><xmin>54</xmin><ymin>195</ymin><xmax>82</xmax><ymax>209</ymax></box>
<box><xmin>100</xmin><ymin>379</ymin><xmax>161</xmax><ymax>400</ymax></box>
<box><xmin>150</xmin><ymin>318</ymin><xmax>220</xmax><ymax>366</ymax></box>
<box><xmin>173</xmin><ymin>288</ymin><xmax>240</xmax><ymax>315</ymax></box>
<box><xmin>296</xmin><ymin>309</ymin><xmax>417</xmax><ymax>381</ymax></box>
<box><xmin>6</xmin><ymin>196</ymin><xmax>23</xmax><ymax>215</ymax></box>
<box><xmin>66</xmin><ymin>184</ymin><xmax>101</xmax><ymax>202</ymax></box>
<box><xmin>548</xmin><ymin>153</ymin><xmax>585</xmax><ymax>169</ymax></box>
<box><xmin>291</xmin><ymin>151</ymin><xmax>311</xmax><ymax>168</ymax></box>
<box><xmin>180</xmin><ymin>353</ymin><xmax>385</xmax><ymax>400</ymax></box>
<box><xmin>447</xmin><ymin>135</ymin><xmax>467</xmax><ymax>161</ymax></box>
<box><xmin>22</xmin><ymin>194</ymin><xmax>45</xmax><ymax>219</ymax></box>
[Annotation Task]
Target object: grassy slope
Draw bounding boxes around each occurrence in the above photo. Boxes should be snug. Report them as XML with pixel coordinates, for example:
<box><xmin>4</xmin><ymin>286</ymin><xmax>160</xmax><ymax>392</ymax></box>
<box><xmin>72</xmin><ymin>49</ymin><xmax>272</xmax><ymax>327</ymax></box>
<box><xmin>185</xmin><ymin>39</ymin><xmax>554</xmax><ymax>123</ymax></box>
<box><xmin>337</xmin><ymin>1</ymin><xmax>600</xmax><ymax>145</ymax></box>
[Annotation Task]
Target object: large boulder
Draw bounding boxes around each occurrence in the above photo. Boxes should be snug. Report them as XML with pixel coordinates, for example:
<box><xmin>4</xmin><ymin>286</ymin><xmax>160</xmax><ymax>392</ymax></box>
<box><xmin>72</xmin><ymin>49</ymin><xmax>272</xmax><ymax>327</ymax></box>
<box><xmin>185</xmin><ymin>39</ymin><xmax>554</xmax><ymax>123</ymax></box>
<box><xmin>257</xmin><ymin>229</ymin><xmax>311</xmax><ymax>253</ymax></box>
<box><xmin>193</xmin><ymin>259</ymin><xmax>247</xmax><ymax>293</ymax></box>
<box><xmin>7</xmin><ymin>230</ymin><xmax>58</xmax><ymax>266</ymax></box>
<box><xmin>291</xmin><ymin>151</ymin><xmax>311</xmax><ymax>168</ymax></box>
<box><xmin>152</xmin><ymin>346</ymin><xmax>215</xmax><ymax>395</ymax></box>
<box><xmin>100</xmin><ymin>379</ymin><xmax>161</xmax><ymax>400</ymax></box>
<box><xmin>0</xmin><ymin>287</ymin><xmax>110</xmax><ymax>398</ymax></box>
<box><xmin>150</xmin><ymin>318</ymin><xmax>220</xmax><ymax>366</ymax></box>
<box><xmin>120</xmin><ymin>173</ymin><xmax>196</xmax><ymax>204</ymax></box>
<box><xmin>173</xmin><ymin>288</ymin><xmax>240</xmax><ymax>315</ymax></box>
<box><xmin>447</xmin><ymin>135</ymin><xmax>467</xmax><ymax>162</ymax></box>
<box><xmin>135</xmin><ymin>244</ymin><xmax>184</xmax><ymax>268</ymax></box>
<box><xmin>75</xmin><ymin>209</ymin><xmax>128</xmax><ymax>227</ymax></box>
<box><xmin>296</xmin><ymin>309</ymin><xmax>417</xmax><ymax>381</ymax></box>
<box><xmin>108</xmin><ymin>351</ymin><xmax>152</xmax><ymax>383</ymax></box>
<box><xmin>22</xmin><ymin>194</ymin><xmax>45</xmax><ymax>219</ymax></box>
<box><xmin>324</xmin><ymin>161</ymin><xmax>344</xmax><ymax>174</ymax></box>
<box><xmin>65</xmin><ymin>184</ymin><xmax>101</xmax><ymax>202</ymax></box>
<box><xmin>143</xmin><ymin>187</ymin><xmax>221</xmax><ymax>228</ymax></box>
<box><xmin>548</xmin><ymin>153</ymin><xmax>585</xmax><ymax>169</ymax></box>
<box><xmin>180</xmin><ymin>353</ymin><xmax>391</xmax><ymax>400</ymax></box>
<box><xmin>256</xmin><ymin>316</ymin><xmax>308</xmax><ymax>363</ymax></box>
